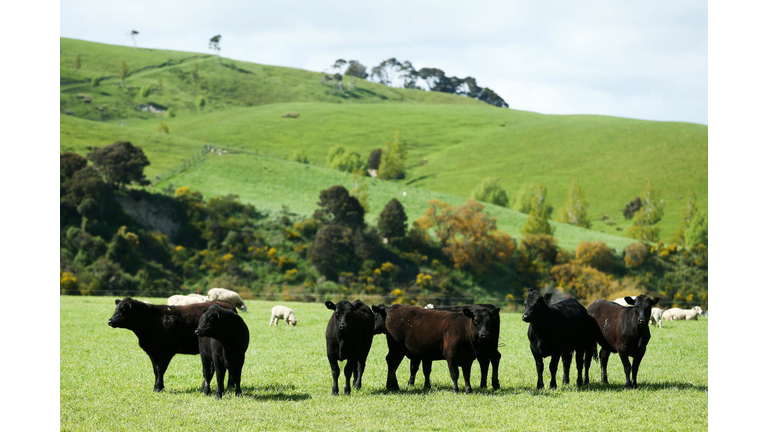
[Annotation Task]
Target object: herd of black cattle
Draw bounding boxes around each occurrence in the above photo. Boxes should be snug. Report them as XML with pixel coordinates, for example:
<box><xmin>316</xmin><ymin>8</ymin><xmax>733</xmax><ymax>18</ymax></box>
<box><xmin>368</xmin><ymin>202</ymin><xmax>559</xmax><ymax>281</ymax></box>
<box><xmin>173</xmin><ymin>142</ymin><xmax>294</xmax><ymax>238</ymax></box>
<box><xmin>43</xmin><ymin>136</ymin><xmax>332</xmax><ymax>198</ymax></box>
<box><xmin>107</xmin><ymin>289</ymin><xmax>662</xmax><ymax>399</ymax></box>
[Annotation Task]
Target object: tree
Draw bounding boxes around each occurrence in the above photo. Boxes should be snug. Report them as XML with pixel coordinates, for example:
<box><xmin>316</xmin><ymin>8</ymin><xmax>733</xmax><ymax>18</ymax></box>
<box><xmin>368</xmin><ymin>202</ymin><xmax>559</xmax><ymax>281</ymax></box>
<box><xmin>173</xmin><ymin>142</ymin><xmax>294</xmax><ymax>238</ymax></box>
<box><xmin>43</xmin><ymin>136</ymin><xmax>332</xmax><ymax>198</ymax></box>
<box><xmin>60</xmin><ymin>152</ymin><xmax>88</xmax><ymax>180</ymax></box>
<box><xmin>470</xmin><ymin>177</ymin><xmax>509</xmax><ymax>208</ymax></box>
<box><xmin>378</xmin><ymin>198</ymin><xmax>407</xmax><ymax>239</ymax></box>
<box><xmin>520</xmin><ymin>183</ymin><xmax>554</xmax><ymax>235</ymax></box>
<box><xmin>415</xmin><ymin>199</ymin><xmax>516</xmax><ymax>274</ymax></box>
<box><xmin>129</xmin><ymin>30</ymin><xmax>139</xmax><ymax>49</ymax></box>
<box><xmin>378</xmin><ymin>130</ymin><xmax>407</xmax><ymax>180</ymax></box>
<box><xmin>313</xmin><ymin>185</ymin><xmax>365</xmax><ymax>230</ymax></box>
<box><xmin>685</xmin><ymin>210</ymin><xmax>707</xmax><ymax>247</ymax></box>
<box><xmin>119</xmin><ymin>60</ymin><xmax>128</xmax><ymax>87</ymax></box>
<box><xmin>672</xmin><ymin>189</ymin><xmax>698</xmax><ymax>245</ymax></box>
<box><xmin>344</xmin><ymin>60</ymin><xmax>368</xmax><ymax>79</ymax></box>
<box><xmin>623</xmin><ymin>197</ymin><xmax>642</xmax><ymax>220</ymax></box>
<box><xmin>308</xmin><ymin>224</ymin><xmax>356</xmax><ymax>278</ymax></box>
<box><xmin>556</xmin><ymin>177</ymin><xmax>591</xmax><ymax>228</ymax></box>
<box><xmin>332</xmin><ymin>59</ymin><xmax>347</xmax><ymax>71</ymax></box>
<box><xmin>349</xmin><ymin>169</ymin><xmax>370</xmax><ymax>212</ymax></box>
<box><xmin>368</xmin><ymin>148</ymin><xmax>382</xmax><ymax>171</ymax></box>
<box><xmin>513</xmin><ymin>183</ymin><xmax>536</xmax><ymax>214</ymax></box>
<box><xmin>75</xmin><ymin>53</ymin><xmax>82</xmax><ymax>71</ymax></box>
<box><xmin>575</xmin><ymin>241</ymin><xmax>615</xmax><ymax>273</ymax></box>
<box><xmin>627</xmin><ymin>181</ymin><xmax>665</xmax><ymax>242</ymax></box>
<box><xmin>209</xmin><ymin>35</ymin><xmax>222</xmax><ymax>66</ymax></box>
<box><xmin>87</xmin><ymin>141</ymin><xmax>150</xmax><ymax>188</ymax></box>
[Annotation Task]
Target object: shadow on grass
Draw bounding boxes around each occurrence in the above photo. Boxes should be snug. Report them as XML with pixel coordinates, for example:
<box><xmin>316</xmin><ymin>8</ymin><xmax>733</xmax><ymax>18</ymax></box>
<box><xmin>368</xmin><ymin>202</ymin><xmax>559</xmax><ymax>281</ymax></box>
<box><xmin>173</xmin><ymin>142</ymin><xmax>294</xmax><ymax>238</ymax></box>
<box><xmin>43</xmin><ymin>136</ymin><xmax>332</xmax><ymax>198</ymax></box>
<box><xmin>366</xmin><ymin>383</ymin><xmax>531</xmax><ymax>397</ymax></box>
<box><xmin>405</xmin><ymin>174</ymin><xmax>437</xmax><ymax>185</ymax></box>
<box><xmin>168</xmin><ymin>384</ymin><xmax>311</xmax><ymax>401</ymax></box>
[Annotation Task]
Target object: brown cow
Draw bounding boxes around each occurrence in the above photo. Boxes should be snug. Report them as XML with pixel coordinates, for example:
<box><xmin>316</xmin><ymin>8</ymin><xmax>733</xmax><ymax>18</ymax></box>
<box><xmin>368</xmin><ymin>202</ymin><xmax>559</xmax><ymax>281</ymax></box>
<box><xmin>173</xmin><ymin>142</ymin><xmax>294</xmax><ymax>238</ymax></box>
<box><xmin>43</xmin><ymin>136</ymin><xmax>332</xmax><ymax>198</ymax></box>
<box><xmin>383</xmin><ymin>304</ymin><xmax>500</xmax><ymax>393</ymax></box>
<box><xmin>587</xmin><ymin>295</ymin><xmax>660</xmax><ymax>389</ymax></box>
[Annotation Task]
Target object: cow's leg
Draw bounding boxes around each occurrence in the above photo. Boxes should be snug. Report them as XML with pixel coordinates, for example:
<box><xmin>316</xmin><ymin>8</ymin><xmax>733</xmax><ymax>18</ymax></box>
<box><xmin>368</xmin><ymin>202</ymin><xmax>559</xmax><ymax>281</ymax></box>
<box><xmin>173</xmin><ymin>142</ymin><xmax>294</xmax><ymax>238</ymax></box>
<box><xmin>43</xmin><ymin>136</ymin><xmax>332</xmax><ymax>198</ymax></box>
<box><xmin>408</xmin><ymin>358</ymin><xmax>420</xmax><ymax>386</ymax></box>
<box><xmin>549</xmin><ymin>354</ymin><xmax>560</xmax><ymax>389</ymax></box>
<box><xmin>619</xmin><ymin>352</ymin><xmax>633</xmax><ymax>389</ymax></box>
<box><xmin>422</xmin><ymin>360</ymin><xmax>433</xmax><ymax>391</ymax></box>
<box><xmin>385</xmin><ymin>342</ymin><xmax>405</xmax><ymax>391</ymax></box>
<box><xmin>447</xmin><ymin>359</ymin><xmax>461</xmax><ymax>393</ymax></box>
<box><xmin>491</xmin><ymin>350</ymin><xmax>501</xmax><ymax>390</ymax></box>
<box><xmin>231</xmin><ymin>355</ymin><xmax>244</xmax><ymax>397</ymax></box>
<box><xmin>213</xmin><ymin>355</ymin><xmax>226</xmax><ymax>400</ymax></box>
<box><xmin>328</xmin><ymin>356</ymin><xmax>341</xmax><ymax>395</ymax></box>
<box><xmin>584</xmin><ymin>344</ymin><xmax>593</xmax><ymax>386</ymax></box>
<box><xmin>561</xmin><ymin>351</ymin><xmax>572</xmax><ymax>385</ymax></box>
<box><xmin>534</xmin><ymin>353</ymin><xmax>545</xmax><ymax>390</ymax></box>
<box><xmin>631</xmin><ymin>352</ymin><xmax>644</xmax><ymax>389</ymax></box>
<box><xmin>574</xmin><ymin>348</ymin><xmax>584</xmax><ymax>388</ymax></box>
<box><xmin>354</xmin><ymin>358</ymin><xmax>366</xmax><ymax>390</ymax></box>
<box><xmin>599</xmin><ymin>347</ymin><xmax>611</xmax><ymax>384</ymax></box>
<box><xmin>343</xmin><ymin>358</ymin><xmax>355</xmax><ymax>395</ymax></box>
<box><xmin>151</xmin><ymin>354</ymin><xmax>173</xmax><ymax>392</ymax></box>
<box><xmin>478</xmin><ymin>356</ymin><xmax>490</xmax><ymax>389</ymax></box>
<box><xmin>461</xmin><ymin>360</ymin><xmax>473</xmax><ymax>394</ymax></box>
<box><xmin>201</xmin><ymin>356</ymin><xmax>213</xmax><ymax>396</ymax></box>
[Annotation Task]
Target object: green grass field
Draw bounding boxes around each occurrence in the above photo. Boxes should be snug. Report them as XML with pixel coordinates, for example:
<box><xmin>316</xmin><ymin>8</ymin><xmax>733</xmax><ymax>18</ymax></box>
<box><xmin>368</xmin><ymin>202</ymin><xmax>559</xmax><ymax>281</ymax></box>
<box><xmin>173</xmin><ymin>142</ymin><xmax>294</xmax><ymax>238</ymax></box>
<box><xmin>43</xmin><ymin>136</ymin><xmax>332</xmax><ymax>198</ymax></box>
<box><xmin>60</xmin><ymin>296</ymin><xmax>708</xmax><ymax>431</ymax></box>
<box><xmin>60</xmin><ymin>37</ymin><xmax>707</xmax><ymax>246</ymax></box>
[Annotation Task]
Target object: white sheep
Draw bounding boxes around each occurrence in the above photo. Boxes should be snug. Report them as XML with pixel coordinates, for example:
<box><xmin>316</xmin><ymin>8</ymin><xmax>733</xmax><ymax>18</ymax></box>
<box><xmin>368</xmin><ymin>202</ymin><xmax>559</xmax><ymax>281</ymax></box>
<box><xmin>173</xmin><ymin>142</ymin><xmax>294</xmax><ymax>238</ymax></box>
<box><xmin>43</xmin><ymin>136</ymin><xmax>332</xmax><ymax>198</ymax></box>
<box><xmin>424</xmin><ymin>304</ymin><xmax>435</xmax><ymax>309</ymax></box>
<box><xmin>207</xmin><ymin>288</ymin><xmax>247</xmax><ymax>312</ymax></box>
<box><xmin>167</xmin><ymin>294</ymin><xmax>206</xmax><ymax>306</ymax></box>
<box><xmin>662</xmin><ymin>306</ymin><xmax>703</xmax><ymax>321</ymax></box>
<box><xmin>613</xmin><ymin>296</ymin><xmax>636</xmax><ymax>306</ymax></box>
<box><xmin>269</xmin><ymin>305</ymin><xmax>298</xmax><ymax>326</ymax></box>
<box><xmin>187</xmin><ymin>294</ymin><xmax>209</xmax><ymax>302</ymax></box>
<box><xmin>650</xmin><ymin>307</ymin><xmax>663</xmax><ymax>328</ymax></box>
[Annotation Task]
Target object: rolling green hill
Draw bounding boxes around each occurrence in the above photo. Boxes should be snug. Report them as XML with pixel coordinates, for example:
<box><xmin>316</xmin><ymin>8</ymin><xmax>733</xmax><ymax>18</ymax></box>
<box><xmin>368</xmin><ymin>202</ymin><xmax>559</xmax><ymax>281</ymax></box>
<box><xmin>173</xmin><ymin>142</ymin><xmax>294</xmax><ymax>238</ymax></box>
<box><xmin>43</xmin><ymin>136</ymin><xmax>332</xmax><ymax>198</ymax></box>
<box><xmin>59</xmin><ymin>37</ymin><xmax>707</xmax><ymax>248</ymax></box>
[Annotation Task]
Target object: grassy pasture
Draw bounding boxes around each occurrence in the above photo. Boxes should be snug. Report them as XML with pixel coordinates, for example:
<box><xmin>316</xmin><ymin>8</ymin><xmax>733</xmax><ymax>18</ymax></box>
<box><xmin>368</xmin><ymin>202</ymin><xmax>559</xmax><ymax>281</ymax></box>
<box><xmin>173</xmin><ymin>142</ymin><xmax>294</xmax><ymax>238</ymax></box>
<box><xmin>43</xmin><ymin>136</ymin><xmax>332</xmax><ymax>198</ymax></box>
<box><xmin>61</xmin><ymin>296</ymin><xmax>707</xmax><ymax>431</ymax></box>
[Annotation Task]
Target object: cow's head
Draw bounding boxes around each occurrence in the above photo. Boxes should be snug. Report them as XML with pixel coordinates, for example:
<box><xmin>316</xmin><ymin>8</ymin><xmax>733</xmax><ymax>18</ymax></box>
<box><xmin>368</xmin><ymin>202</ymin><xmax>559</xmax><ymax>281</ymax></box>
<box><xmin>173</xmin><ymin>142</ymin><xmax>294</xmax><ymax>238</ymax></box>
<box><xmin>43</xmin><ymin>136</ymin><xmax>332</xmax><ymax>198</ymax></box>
<box><xmin>195</xmin><ymin>304</ymin><xmax>223</xmax><ymax>338</ymax></box>
<box><xmin>108</xmin><ymin>297</ymin><xmax>146</xmax><ymax>329</ymax></box>
<box><xmin>371</xmin><ymin>304</ymin><xmax>389</xmax><ymax>334</ymax></box>
<box><xmin>522</xmin><ymin>289</ymin><xmax>552</xmax><ymax>323</ymax></box>
<box><xmin>464</xmin><ymin>306</ymin><xmax>500</xmax><ymax>341</ymax></box>
<box><xmin>625</xmin><ymin>295</ymin><xmax>660</xmax><ymax>326</ymax></box>
<box><xmin>326</xmin><ymin>300</ymin><xmax>365</xmax><ymax>333</ymax></box>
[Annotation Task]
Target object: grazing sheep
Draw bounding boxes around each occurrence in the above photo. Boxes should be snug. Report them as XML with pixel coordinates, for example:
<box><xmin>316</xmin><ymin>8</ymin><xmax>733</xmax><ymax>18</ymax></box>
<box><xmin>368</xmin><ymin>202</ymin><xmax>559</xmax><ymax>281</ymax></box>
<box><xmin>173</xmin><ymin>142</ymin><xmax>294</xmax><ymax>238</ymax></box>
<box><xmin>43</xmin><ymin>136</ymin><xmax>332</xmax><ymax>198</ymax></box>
<box><xmin>207</xmin><ymin>288</ymin><xmax>247</xmax><ymax>312</ymax></box>
<box><xmin>187</xmin><ymin>294</ymin><xmax>210</xmax><ymax>302</ymax></box>
<box><xmin>650</xmin><ymin>307</ymin><xmax>663</xmax><ymax>328</ymax></box>
<box><xmin>168</xmin><ymin>294</ymin><xmax>206</xmax><ymax>306</ymax></box>
<box><xmin>424</xmin><ymin>304</ymin><xmax>435</xmax><ymax>309</ymax></box>
<box><xmin>270</xmin><ymin>305</ymin><xmax>298</xmax><ymax>326</ymax></box>
<box><xmin>662</xmin><ymin>306</ymin><xmax>703</xmax><ymax>321</ymax></box>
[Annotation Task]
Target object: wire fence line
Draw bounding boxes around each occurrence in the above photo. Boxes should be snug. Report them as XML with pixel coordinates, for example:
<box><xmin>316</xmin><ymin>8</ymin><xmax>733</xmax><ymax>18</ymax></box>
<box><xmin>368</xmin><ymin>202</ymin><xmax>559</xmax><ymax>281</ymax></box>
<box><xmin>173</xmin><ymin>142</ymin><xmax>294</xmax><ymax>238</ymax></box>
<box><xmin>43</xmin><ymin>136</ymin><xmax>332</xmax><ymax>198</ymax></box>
<box><xmin>60</xmin><ymin>290</ymin><xmax>706</xmax><ymax>310</ymax></box>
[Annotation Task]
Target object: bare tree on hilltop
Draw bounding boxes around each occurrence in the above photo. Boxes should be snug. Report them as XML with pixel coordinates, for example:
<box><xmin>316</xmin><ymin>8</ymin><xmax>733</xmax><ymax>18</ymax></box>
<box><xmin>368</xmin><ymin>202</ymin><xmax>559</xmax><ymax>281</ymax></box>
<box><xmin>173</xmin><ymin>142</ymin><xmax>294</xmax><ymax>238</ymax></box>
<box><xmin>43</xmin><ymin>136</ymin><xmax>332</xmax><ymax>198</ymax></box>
<box><xmin>209</xmin><ymin>35</ymin><xmax>222</xmax><ymax>66</ymax></box>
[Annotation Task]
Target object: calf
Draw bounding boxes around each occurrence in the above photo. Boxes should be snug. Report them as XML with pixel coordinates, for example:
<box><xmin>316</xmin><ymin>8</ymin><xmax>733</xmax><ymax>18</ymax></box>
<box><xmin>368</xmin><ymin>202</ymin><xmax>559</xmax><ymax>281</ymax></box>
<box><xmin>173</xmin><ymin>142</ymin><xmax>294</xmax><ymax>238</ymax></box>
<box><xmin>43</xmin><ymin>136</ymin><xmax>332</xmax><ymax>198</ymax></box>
<box><xmin>107</xmin><ymin>297</ymin><xmax>236</xmax><ymax>392</ymax></box>
<box><xmin>383</xmin><ymin>304</ymin><xmax>500</xmax><ymax>393</ymax></box>
<box><xmin>195</xmin><ymin>304</ymin><xmax>250</xmax><ymax>399</ymax></box>
<box><xmin>269</xmin><ymin>305</ymin><xmax>298</xmax><ymax>326</ymax></box>
<box><xmin>523</xmin><ymin>289</ymin><xmax>608</xmax><ymax>390</ymax></box>
<box><xmin>406</xmin><ymin>304</ymin><xmax>502</xmax><ymax>390</ymax></box>
<box><xmin>325</xmin><ymin>300</ymin><xmax>375</xmax><ymax>395</ymax></box>
<box><xmin>587</xmin><ymin>295</ymin><xmax>660</xmax><ymax>389</ymax></box>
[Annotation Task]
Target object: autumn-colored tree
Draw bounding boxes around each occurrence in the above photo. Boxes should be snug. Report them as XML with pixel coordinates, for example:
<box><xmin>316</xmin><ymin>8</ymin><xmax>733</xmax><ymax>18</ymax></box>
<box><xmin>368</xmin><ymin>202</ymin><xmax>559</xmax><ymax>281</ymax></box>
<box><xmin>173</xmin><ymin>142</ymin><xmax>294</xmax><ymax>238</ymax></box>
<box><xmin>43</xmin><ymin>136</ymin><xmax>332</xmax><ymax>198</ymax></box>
<box><xmin>521</xmin><ymin>183</ymin><xmax>554</xmax><ymax>235</ymax></box>
<box><xmin>416</xmin><ymin>199</ymin><xmax>516</xmax><ymax>274</ymax></box>
<box><xmin>551</xmin><ymin>262</ymin><xmax>615</xmax><ymax>303</ymax></box>
<box><xmin>575</xmin><ymin>241</ymin><xmax>615</xmax><ymax>273</ymax></box>
<box><xmin>627</xmin><ymin>181</ymin><xmax>665</xmax><ymax>242</ymax></box>
<box><xmin>623</xmin><ymin>242</ymin><xmax>648</xmax><ymax>268</ymax></box>
<box><xmin>470</xmin><ymin>177</ymin><xmax>509</xmax><ymax>207</ymax></box>
<box><xmin>556</xmin><ymin>177</ymin><xmax>591</xmax><ymax>228</ymax></box>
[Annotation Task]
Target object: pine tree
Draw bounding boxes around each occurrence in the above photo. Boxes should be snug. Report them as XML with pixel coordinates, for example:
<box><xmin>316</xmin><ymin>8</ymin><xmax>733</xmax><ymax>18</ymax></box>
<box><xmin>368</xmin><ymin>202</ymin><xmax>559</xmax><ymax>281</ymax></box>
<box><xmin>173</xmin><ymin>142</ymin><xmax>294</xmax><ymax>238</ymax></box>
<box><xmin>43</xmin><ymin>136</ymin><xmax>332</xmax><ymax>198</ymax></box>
<box><xmin>627</xmin><ymin>180</ymin><xmax>664</xmax><ymax>242</ymax></box>
<box><xmin>378</xmin><ymin>198</ymin><xmax>407</xmax><ymax>239</ymax></box>
<box><xmin>556</xmin><ymin>177</ymin><xmax>591</xmax><ymax>228</ymax></box>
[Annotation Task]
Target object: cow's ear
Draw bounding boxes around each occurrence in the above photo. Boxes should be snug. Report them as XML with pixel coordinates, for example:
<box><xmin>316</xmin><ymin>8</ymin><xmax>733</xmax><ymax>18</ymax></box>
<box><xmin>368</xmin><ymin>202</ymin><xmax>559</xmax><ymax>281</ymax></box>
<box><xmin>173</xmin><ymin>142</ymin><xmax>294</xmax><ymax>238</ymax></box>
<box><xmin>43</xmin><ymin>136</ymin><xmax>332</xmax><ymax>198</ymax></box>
<box><xmin>544</xmin><ymin>293</ymin><xmax>553</xmax><ymax>304</ymax></box>
<box><xmin>625</xmin><ymin>296</ymin><xmax>636</xmax><ymax>305</ymax></box>
<box><xmin>492</xmin><ymin>307</ymin><xmax>500</xmax><ymax>316</ymax></box>
<box><xmin>463</xmin><ymin>308</ymin><xmax>475</xmax><ymax>319</ymax></box>
<box><xmin>652</xmin><ymin>297</ymin><xmax>660</xmax><ymax>306</ymax></box>
<box><xmin>325</xmin><ymin>301</ymin><xmax>336</xmax><ymax>310</ymax></box>
<box><xmin>352</xmin><ymin>301</ymin><xmax>365</xmax><ymax>310</ymax></box>
<box><xmin>115</xmin><ymin>299</ymin><xmax>121</xmax><ymax>305</ymax></box>
<box><xmin>372</xmin><ymin>305</ymin><xmax>382</xmax><ymax>314</ymax></box>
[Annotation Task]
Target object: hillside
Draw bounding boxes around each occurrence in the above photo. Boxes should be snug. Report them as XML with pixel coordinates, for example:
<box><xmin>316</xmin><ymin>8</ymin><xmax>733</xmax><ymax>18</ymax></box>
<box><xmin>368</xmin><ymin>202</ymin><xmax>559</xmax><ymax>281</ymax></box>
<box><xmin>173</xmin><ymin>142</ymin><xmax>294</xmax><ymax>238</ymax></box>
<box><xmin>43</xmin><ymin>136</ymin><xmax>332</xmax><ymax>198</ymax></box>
<box><xmin>59</xmin><ymin>37</ymin><xmax>707</xmax><ymax>245</ymax></box>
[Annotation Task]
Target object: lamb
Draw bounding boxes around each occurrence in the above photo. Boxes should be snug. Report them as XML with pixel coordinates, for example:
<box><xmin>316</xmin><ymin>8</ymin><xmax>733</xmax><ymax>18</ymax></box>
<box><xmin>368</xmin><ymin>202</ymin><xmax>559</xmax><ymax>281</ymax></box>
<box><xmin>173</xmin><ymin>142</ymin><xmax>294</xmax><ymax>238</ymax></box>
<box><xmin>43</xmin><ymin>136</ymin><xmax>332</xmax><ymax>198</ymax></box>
<box><xmin>207</xmin><ymin>288</ymin><xmax>247</xmax><ymax>312</ymax></box>
<box><xmin>662</xmin><ymin>306</ymin><xmax>703</xmax><ymax>321</ymax></box>
<box><xmin>270</xmin><ymin>305</ymin><xmax>298</xmax><ymax>326</ymax></box>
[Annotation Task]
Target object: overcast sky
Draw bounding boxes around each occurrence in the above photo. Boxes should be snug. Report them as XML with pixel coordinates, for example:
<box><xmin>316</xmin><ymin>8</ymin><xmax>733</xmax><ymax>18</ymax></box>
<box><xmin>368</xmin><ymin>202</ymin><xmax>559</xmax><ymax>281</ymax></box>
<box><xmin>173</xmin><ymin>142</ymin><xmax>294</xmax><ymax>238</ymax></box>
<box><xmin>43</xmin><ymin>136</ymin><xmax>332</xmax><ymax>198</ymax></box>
<box><xmin>59</xmin><ymin>0</ymin><xmax>708</xmax><ymax>124</ymax></box>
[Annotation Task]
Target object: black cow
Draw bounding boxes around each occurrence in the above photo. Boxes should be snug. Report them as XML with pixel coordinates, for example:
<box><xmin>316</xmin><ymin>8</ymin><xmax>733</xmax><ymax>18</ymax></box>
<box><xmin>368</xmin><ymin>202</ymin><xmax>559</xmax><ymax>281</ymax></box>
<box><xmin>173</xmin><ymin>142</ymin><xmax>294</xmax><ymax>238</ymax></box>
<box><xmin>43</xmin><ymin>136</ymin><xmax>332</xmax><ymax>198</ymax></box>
<box><xmin>406</xmin><ymin>304</ymin><xmax>501</xmax><ymax>390</ymax></box>
<box><xmin>195</xmin><ymin>304</ymin><xmax>250</xmax><ymax>399</ymax></box>
<box><xmin>107</xmin><ymin>297</ymin><xmax>237</xmax><ymax>392</ymax></box>
<box><xmin>587</xmin><ymin>295</ymin><xmax>660</xmax><ymax>389</ymax></box>
<box><xmin>383</xmin><ymin>304</ymin><xmax>500</xmax><ymax>393</ymax></box>
<box><xmin>522</xmin><ymin>289</ymin><xmax>608</xmax><ymax>390</ymax></box>
<box><xmin>325</xmin><ymin>300</ymin><xmax>375</xmax><ymax>395</ymax></box>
